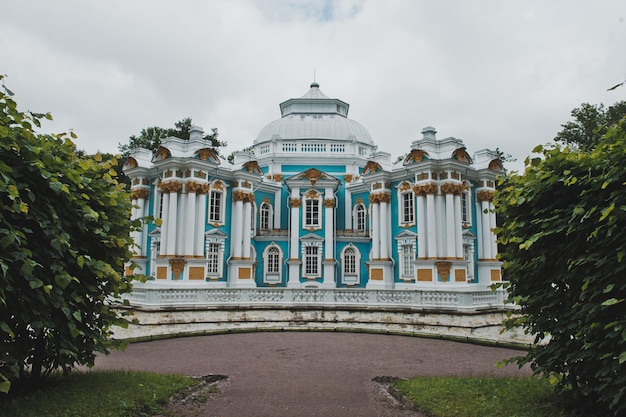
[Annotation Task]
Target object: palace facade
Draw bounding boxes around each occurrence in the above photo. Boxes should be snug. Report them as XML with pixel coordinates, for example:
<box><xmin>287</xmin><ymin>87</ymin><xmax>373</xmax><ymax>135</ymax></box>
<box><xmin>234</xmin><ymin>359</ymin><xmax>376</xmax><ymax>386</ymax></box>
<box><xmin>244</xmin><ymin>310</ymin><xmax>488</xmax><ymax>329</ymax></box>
<box><xmin>123</xmin><ymin>82</ymin><xmax>503</xmax><ymax>291</ymax></box>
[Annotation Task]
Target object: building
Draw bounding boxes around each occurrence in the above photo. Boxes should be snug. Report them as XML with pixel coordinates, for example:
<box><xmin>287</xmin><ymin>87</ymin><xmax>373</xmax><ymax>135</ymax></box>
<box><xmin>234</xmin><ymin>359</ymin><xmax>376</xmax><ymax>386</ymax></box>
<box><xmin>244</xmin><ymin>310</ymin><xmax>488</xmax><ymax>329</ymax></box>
<box><xmin>123</xmin><ymin>82</ymin><xmax>503</xmax><ymax>293</ymax></box>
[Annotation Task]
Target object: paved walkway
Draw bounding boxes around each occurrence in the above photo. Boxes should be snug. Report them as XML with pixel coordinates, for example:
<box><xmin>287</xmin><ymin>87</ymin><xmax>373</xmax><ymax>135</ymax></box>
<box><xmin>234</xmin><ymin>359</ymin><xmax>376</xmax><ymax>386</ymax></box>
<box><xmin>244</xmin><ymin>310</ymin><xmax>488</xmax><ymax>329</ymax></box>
<box><xmin>94</xmin><ymin>332</ymin><xmax>531</xmax><ymax>417</ymax></box>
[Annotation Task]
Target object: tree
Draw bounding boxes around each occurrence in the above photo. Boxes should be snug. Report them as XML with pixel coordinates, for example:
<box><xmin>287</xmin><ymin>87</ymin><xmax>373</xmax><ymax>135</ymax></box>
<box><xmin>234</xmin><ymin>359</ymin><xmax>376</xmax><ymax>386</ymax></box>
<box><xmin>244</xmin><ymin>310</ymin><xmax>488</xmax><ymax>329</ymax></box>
<box><xmin>494</xmin><ymin>117</ymin><xmax>626</xmax><ymax>415</ymax></box>
<box><xmin>118</xmin><ymin>117</ymin><xmax>225</xmax><ymax>157</ymax></box>
<box><xmin>0</xmin><ymin>75</ymin><xmax>138</xmax><ymax>393</ymax></box>
<box><xmin>554</xmin><ymin>101</ymin><xmax>626</xmax><ymax>151</ymax></box>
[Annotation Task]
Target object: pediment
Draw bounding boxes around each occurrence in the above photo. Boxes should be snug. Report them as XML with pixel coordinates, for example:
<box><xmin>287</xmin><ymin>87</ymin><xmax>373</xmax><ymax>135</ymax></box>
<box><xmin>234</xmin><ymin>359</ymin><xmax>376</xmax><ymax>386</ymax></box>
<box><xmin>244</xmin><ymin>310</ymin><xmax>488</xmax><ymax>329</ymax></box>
<box><xmin>395</xmin><ymin>230</ymin><xmax>418</xmax><ymax>240</ymax></box>
<box><xmin>286</xmin><ymin>168</ymin><xmax>340</xmax><ymax>186</ymax></box>
<box><xmin>300</xmin><ymin>233</ymin><xmax>324</xmax><ymax>242</ymax></box>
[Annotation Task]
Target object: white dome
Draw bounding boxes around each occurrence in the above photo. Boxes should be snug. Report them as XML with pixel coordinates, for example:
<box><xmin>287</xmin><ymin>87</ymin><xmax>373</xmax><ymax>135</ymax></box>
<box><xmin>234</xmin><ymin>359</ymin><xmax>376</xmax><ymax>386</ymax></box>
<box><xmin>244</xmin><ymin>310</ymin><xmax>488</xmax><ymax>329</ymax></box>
<box><xmin>253</xmin><ymin>83</ymin><xmax>374</xmax><ymax>146</ymax></box>
<box><xmin>255</xmin><ymin>113</ymin><xmax>373</xmax><ymax>145</ymax></box>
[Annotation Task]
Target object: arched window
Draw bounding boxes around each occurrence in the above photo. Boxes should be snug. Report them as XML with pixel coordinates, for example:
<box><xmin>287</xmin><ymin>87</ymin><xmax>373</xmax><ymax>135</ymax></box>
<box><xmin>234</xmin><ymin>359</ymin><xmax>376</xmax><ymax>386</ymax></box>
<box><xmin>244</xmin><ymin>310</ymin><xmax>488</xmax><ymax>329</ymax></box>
<box><xmin>263</xmin><ymin>244</ymin><xmax>283</xmax><ymax>284</ymax></box>
<box><xmin>353</xmin><ymin>203</ymin><xmax>366</xmax><ymax>231</ymax></box>
<box><xmin>260</xmin><ymin>201</ymin><xmax>273</xmax><ymax>230</ymax></box>
<box><xmin>341</xmin><ymin>244</ymin><xmax>361</xmax><ymax>285</ymax></box>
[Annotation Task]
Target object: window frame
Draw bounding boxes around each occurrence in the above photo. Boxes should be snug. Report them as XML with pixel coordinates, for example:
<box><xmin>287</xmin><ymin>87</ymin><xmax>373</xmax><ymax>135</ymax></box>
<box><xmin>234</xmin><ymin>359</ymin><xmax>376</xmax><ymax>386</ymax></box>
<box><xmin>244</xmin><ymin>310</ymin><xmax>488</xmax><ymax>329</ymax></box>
<box><xmin>263</xmin><ymin>244</ymin><xmax>283</xmax><ymax>284</ymax></box>
<box><xmin>208</xmin><ymin>189</ymin><xmax>224</xmax><ymax>224</ymax></box>
<box><xmin>400</xmin><ymin>191</ymin><xmax>415</xmax><ymax>225</ymax></box>
<box><xmin>259</xmin><ymin>201</ymin><xmax>273</xmax><ymax>230</ymax></box>
<box><xmin>204</xmin><ymin>232</ymin><xmax>226</xmax><ymax>279</ymax></box>
<box><xmin>303</xmin><ymin>190</ymin><xmax>322</xmax><ymax>229</ymax></box>
<box><xmin>341</xmin><ymin>244</ymin><xmax>361</xmax><ymax>285</ymax></box>
<box><xmin>353</xmin><ymin>203</ymin><xmax>366</xmax><ymax>231</ymax></box>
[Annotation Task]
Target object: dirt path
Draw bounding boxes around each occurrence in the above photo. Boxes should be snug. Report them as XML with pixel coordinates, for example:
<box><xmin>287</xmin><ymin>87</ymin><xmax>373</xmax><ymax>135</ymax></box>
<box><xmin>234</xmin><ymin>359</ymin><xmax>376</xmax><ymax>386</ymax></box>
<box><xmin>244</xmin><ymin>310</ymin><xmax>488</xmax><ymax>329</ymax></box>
<box><xmin>94</xmin><ymin>332</ymin><xmax>531</xmax><ymax>417</ymax></box>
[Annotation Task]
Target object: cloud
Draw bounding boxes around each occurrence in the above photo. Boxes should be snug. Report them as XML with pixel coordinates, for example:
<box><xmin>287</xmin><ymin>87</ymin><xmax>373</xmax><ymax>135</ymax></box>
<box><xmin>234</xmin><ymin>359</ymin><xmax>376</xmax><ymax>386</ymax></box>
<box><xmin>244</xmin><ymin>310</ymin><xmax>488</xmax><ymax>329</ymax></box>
<box><xmin>1</xmin><ymin>0</ymin><xmax>625</xmax><ymax>173</ymax></box>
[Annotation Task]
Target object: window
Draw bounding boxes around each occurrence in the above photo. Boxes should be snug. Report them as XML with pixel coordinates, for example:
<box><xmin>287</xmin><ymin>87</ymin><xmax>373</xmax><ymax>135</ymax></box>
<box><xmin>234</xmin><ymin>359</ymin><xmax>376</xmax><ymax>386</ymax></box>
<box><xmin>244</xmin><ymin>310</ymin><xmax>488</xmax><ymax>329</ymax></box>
<box><xmin>344</xmin><ymin>247</ymin><xmax>356</xmax><ymax>275</ymax></box>
<box><xmin>206</xmin><ymin>242</ymin><xmax>220</xmax><ymax>274</ymax></box>
<box><xmin>267</xmin><ymin>246</ymin><xmax>281</xmax><ymax>274</ymax></box>
<box><xmin>401</xmin><ymin>192</ymin><xmax>415</xmax><ymax>224</ymax></box>
<box><xmin>304</xmin><ymin>193</ymin><xmax>321</xmax><ymax>228</ymax></box>
<box><xmin>461</xmin><ymin>190</ymin><xmax>471</xmax><ymax>224</ymax></box>
<box><xmin>353</xmin><ymin>203</ymin><xmax>366</xmax><ymax>231</ymax></box>
<box><xmin>341</xmin><ymin>245</ymin><xmax>361</xmax><ymax>285</ymax></box>
<box><xmin>208</xmin><ymin>190</ymin><xmax>223</xmax><ymax>223</ymax></box>
<box><xmin>260</xmin><ymin>202</ymin><xmax>272</xmax><ymax>230</ymax></box>
<box><xmin>400</xmin><ymin>243</ymin><xmax>415</xmax><ymax>277</ymax></box>
<box><xmin>304</xmin><ymin>246</ymin><xmax>320</xmax><ymax>277</ymax></box>
<box><xmin>263</xmin><ymin>244</ymin><xmax>283</xmax><ymax>284</ymax></box>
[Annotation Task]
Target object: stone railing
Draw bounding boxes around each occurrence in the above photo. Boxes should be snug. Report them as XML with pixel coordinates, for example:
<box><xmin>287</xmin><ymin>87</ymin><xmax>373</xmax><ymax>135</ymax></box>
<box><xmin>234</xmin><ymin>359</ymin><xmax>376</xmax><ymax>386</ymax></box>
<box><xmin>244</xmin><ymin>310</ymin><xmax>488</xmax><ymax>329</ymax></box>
<box><xmin>123</xmin><ymin>282</ymin><xmax>508</xmax><ymax>312</ymax></box>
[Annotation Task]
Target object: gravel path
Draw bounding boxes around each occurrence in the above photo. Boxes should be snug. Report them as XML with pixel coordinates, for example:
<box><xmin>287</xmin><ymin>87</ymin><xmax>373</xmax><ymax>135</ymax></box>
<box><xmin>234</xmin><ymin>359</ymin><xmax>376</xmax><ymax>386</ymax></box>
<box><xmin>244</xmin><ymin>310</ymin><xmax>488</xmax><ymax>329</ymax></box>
<box><xmin>94</xmin><ymin>332</ymin><xmax>531</xmax><ymax>417</ymax></box>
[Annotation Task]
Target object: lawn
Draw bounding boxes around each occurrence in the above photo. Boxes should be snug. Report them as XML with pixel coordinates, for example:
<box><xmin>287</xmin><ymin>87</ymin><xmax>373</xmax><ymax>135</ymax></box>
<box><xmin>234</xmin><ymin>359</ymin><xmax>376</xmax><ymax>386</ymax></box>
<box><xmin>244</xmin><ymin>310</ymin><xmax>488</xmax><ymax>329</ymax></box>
<box><xmin>1</xmin><ymin>370</ymin><xmax>199</xmax><ymax>417</ymax></box>
<box><xmin>393</xmin><ymin>376</ymin><xmax>572</xmax><ymax>417</ymax></box>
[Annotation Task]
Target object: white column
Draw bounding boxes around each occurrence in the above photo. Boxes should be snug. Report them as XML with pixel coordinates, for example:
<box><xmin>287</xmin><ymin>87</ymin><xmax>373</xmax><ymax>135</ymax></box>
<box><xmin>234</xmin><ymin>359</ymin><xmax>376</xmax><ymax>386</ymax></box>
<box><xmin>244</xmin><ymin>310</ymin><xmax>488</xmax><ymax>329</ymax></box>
<box><xmin>130</xmin><ymin>196</ymin><xmax>139</xmax><ymax>255</ymax></box>
<box><xmin>274</xmin><ymin>189</ymin><xmax>281</xmax><ymax>230</ymax></box>
<box><xmin>475</xmin><ymin>200</ymin><xmax>483</xmax><ymax>259</ymax></box>
<box><xmin>435</xmin><ymin>194</ymin><xmax>445</xmax><ymax>258</ymax></box>
<box><xmin>166</xmin><ymin>186</ymin><xmax>179</xmax><ymax>256</ymax></box>
<box><xmin>176</xmin><ymin>192</ymin><xmax>186</xmax><ymax>258</ymax></box>
<box><xmin>195</xmin><ymin>190</ymin><xmax>207</xmax><ymax>257</ymax></box>
<box><xmin>426</xmin><ymin>193</ymin><xmax>437</xmax><ymax>258</ymax></box>
<box><xmin>445</xmin><ymin>192</ymin><xmax>455</xmax><ymax>258</ymax></box>
<box><xmin>481</xmin><ymin>199</ymin><xmax>492</xmax><ymax>260</ymax></box>
<box><xmin>289</xmin><ymin>195</ymin><xmax>300</xmax><ymax>260</ymax></box>
<box><xmin>489</xmin><ymin>201</ymin><xmax>498</xmax><ymax>260</ymax></box>
<box><xmin>232</xmin><ymin>198</ymin><xmax>244</xmax><ymax>258</ymax></box>
<box><xmin>136</xmin><ymin>194</ymin><xmax>147</xmax><ymax>256</ymax></box>
<box><xmin>379</xmin><ymin>195</ymin><xmax>389</xmax><ymax>259</ymax></box>
<box><xmin>324</xmin><ymin>192</ymin><xmax>334</xmax><ymax>261</ymax></box>
<box><xmin>417</xmin><ymin>194</ymin><xmax>427</xmax><ymax>259</ymax></box>
<box><xmin>454</xmin><ymin>193</ymin><xmax>463</xmax><ymax>259</ymax></box>
<box><xmin>160</xmin><ymin>191</ymin><xmax>170</xmax><ymax>256</ymax></box>
<box><xmin>242</xmin><ymin>197</ymin><xmax>252</xmax><ymax>259</ymax></box>
<box><xmin>371</xmin><ymin>198</ymin><xmax>380</xmax><ymax>259</ymax></box>
<box><xmin>344</xmin><ymin>189</ymin><xmax>352</xmax><ymax>230</ymax></box>
<box><xmin>185</xmin><ymin>189</ymin><xmax>196</xmax><ymax>256</ymax></box>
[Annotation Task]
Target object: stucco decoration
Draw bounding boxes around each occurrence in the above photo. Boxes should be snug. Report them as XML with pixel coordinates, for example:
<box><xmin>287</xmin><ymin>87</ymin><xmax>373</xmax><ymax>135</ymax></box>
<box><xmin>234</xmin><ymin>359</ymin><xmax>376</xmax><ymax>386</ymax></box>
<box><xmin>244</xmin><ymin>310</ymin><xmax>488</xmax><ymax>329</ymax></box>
<box><xmin>403</xmin><ymin>149</ymin><xmax>429</xmax><ymax>165</ymax></box>
<box><xmin>452</xmin><ymin>147</ymin><xmax>472</xmax><ymax>164</ymax></box>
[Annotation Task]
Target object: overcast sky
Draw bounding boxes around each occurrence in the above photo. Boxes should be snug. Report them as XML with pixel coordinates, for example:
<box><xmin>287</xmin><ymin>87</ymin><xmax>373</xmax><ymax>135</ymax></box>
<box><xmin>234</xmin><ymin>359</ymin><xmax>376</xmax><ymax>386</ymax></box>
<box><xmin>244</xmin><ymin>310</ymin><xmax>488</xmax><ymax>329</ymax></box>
<box><xmin>2</xmin><ymin>0</ymin><xmax>625</xmax><ymax>172</ymax></box>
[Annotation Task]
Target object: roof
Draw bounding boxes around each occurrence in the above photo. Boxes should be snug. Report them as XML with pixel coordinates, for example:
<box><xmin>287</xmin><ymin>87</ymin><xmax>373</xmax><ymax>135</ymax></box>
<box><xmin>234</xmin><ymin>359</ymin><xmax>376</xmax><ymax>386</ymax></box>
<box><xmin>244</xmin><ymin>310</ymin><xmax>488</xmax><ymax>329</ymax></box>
<box><xmin>254</xmin><ymin>82</ymin><xmax>373</xmax><ymax>145</ymax></box>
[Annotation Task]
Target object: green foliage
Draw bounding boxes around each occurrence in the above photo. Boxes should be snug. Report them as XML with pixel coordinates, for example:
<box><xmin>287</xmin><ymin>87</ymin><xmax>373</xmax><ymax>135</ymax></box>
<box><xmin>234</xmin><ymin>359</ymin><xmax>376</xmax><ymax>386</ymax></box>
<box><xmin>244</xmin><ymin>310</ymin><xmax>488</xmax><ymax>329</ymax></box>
<box><xmin>2</xmin><ymin>370</ymin><xmax>198</xmax><ymax>417</ymax></box>
<box><xmin>118</xmin><ymin>117</ymin><xmax>225</xmax><ymax>157</ymax></box>
<box><xmin>494</xmin><ymin>117</ymin><xmax>626</xmax><ymax>415</ymax></box>
<box><xmin>394</xmin><ymin>376</ymin><xmax>569</xmax><ymax>417</ymax></box>
<box><xmin>554</xmin><ymin>101</ymin><xmax>626</xmax><ymax>151</ymax></box>
<box><xmin>0</xmin><ymin>75</ymin><xmax>138</xmax><ymax>392</ymax></box>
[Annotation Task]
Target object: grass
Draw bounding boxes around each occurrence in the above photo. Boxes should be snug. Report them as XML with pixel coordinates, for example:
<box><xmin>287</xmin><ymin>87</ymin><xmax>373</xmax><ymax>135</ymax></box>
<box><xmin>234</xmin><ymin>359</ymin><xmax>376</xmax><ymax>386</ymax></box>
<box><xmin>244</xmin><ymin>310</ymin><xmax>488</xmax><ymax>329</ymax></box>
<box><xmin>393</xmin><ymin>376</ymin><xmax>571</xmax><ymax>417</ymax></box>
<box><xmin>1</xmin><ymin>370</ymin><xmax>199</xmax><ymax>417</ymax></box>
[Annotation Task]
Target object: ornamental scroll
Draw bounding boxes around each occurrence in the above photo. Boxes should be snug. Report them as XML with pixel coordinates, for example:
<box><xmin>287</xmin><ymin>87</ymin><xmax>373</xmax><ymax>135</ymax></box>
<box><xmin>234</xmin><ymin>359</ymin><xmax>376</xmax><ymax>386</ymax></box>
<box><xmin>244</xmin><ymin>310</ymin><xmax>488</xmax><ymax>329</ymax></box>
<box><xmin>130</xmin><ymin>189</ymin><xmax>150</xmax><ymax>200</ymax></box>
<box><xmin>233</xmin><ymin>190</ymin><xmax>255</xmax><ymax>203</ymax></box>
<box><xmin>413</xmin><ymin>182</ymin><xmax>438</xmax><ymax>196</ymax></box>
<box><xmin>435</xmin><ymin>261</ymin><xmax>452</xmax><ymax>282</ymax></box>
<box><xmin>169</xmin><ymin>259</ymin><xmax>186</xmax><ymax>278</ymax></box>
<box><xmin>186</xmin><ymin>181</ymin><xmax>210</xmax><ymax>194</ymax></box>
<box><xmin>440</xmin><ymin>182</ymin><xmax>468</xmax><ymax>195</ymax></box>
<box><xmin>158</xmin><ymin>181</ymin><xmax>183</xmax><ymax>193</ymax></box>
<box><xmin>476</xmin><ymin>189</ymin><xmax>494</xmax><ymax>202</ymax></box>
<box><xmin>369</xmin><ymin>193</ymin><xmax>391</xmax><ymax>204</ymax></box>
